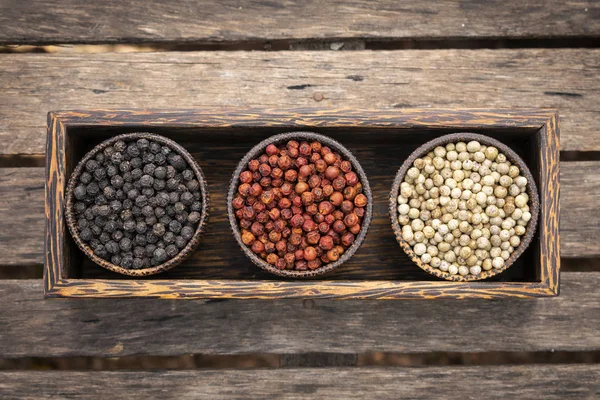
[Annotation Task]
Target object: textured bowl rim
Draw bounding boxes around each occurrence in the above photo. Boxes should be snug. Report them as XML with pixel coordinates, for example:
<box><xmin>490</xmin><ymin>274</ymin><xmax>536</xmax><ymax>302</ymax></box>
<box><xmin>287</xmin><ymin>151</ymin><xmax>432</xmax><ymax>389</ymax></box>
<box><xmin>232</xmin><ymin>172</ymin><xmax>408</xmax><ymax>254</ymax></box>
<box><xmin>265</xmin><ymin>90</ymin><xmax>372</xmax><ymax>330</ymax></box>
<box><xmin>65</xmin><ymin>132</ymin><xmax>210</xmax><ymax>277</ymax></box>
<box><xmin>389</xmin><ymin>132</ymin><xmax>540</xmax><ymax>282</ymax></box>
<box><xmin>227</xmin><ymin>131</ymin><xmax>373</xmax><ymax>278</ymax></box>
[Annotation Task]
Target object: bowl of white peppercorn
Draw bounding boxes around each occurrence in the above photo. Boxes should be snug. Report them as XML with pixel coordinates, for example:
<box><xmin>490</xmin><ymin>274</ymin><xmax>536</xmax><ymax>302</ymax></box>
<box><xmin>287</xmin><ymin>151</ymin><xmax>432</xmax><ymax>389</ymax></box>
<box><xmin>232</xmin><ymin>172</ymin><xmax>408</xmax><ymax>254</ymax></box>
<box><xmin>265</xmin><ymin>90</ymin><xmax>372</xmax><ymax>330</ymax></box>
<box><xmin>389</xmin><ymin>132</ymin><xmax>539</xmax><ymax>281</ymax></box>
<box><xmin>65</xmin><ymin>132</ymin><xmax>210</xmax><ymax>277</ymax></box>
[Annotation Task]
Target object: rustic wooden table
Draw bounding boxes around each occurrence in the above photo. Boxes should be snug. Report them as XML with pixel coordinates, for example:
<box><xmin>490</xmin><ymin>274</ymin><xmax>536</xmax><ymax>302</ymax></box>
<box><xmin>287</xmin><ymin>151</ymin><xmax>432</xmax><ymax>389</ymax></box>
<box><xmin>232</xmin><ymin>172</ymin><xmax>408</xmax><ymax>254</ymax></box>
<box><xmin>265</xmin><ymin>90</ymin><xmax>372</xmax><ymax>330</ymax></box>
<box><xmin>0</xmin><ymin>1</ymin><xmax>599</xmax><ymax>398</ymax></box>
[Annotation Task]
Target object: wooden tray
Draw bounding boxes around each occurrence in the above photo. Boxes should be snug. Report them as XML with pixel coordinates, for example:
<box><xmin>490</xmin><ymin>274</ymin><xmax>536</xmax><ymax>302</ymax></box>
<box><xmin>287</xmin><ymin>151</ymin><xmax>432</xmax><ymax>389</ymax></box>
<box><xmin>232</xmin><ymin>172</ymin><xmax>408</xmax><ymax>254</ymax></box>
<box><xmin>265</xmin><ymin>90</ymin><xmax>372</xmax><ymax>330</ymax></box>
<box><xmin>45</xmin><ymin>108</ymin><xmax>560</xmax><ymax>299</ymax></box>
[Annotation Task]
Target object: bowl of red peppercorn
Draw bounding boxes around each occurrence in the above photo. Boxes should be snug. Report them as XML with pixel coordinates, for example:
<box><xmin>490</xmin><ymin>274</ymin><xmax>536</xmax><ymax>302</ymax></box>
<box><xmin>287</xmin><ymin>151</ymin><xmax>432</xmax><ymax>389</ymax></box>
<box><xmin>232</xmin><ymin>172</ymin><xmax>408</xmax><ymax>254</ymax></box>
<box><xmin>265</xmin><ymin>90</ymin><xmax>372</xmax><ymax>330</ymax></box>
<box><xmin>228</xmin><ymin>131</ymin><xmax>373</xmax><ymax>278</ymax></box>
<box><xmin>65</xmin><ymin>132</ymin><xmax>210</xmax><ymax>277</ymax></box>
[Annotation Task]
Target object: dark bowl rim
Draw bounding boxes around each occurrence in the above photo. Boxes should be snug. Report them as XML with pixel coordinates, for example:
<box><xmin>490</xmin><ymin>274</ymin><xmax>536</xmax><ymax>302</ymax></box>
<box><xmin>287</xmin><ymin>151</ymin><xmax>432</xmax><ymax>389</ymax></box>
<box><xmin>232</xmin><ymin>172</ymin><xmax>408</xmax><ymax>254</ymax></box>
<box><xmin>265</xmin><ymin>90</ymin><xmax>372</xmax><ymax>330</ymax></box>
<box><xmin>389</xmin><ymin>132</ymin><xmax>540</xmax><ymax>282</ymax></box>
<box><xmin>227</xmin><ymin>131</ymin><xmax>373</xmax><ymax>278</ymax></box>
<box><xmin>65</xmin><ymin>132</ymin><xmax>210</xmax><ymax>277</ymax></box>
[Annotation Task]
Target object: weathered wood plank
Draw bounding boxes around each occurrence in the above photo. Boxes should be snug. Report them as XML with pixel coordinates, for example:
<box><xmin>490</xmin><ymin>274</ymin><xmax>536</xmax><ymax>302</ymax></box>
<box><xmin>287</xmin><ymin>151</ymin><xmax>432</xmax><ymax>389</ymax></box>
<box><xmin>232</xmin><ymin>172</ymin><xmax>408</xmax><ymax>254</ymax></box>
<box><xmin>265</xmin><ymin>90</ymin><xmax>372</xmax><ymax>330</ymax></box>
<box><xmin>0</xmin><ymin>273</ymin><xmax>598</xmax><ymax>357</ymax></box>
<box><xmin>1</xmin><ymin>366</ymin><xmax>599</xmax><ymax>399</ymax></box>
<box><xmin>1</xmin><ymin>161</ymin><xmax>596</xmax><ymax>267</ymax></box>
<box><xmin>0</xmin><ymin>0</ymin><xmax>598</xmax><ymax>44</ymax></box>
<box><xmin>0</xmin><ymin>49</ymin><xmax>598</xmax><ymax>154</ymax></box>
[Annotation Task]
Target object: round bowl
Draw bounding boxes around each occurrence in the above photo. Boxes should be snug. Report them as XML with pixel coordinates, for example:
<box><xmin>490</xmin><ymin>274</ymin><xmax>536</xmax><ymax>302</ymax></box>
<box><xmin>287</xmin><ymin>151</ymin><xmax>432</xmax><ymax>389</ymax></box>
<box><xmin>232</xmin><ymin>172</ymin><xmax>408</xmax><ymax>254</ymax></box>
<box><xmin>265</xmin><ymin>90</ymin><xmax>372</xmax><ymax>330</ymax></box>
<box><xmin>389</xmin><ymin>132</ymin><xmax>539</xmax><ymax>281</ymax></box>
<box><xmin>228</xmin><ymin>131</ymin><xmax>373</xmax><ymax>278</ymax></box>
<box><xmin>65</xmin><ymin>132</ymin><xmax>210</xmax><ymax>277</ymax></box>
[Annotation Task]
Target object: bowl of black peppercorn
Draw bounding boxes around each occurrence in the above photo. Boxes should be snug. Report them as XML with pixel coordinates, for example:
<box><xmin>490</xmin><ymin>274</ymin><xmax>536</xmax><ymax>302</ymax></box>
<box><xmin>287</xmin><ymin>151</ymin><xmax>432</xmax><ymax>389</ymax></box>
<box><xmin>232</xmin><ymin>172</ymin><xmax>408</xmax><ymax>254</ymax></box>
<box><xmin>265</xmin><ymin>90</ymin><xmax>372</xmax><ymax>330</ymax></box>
<box><xmin>65</xmin><ymin>132</ymin><xmax>209</xmax><ymax>276</ymax></box>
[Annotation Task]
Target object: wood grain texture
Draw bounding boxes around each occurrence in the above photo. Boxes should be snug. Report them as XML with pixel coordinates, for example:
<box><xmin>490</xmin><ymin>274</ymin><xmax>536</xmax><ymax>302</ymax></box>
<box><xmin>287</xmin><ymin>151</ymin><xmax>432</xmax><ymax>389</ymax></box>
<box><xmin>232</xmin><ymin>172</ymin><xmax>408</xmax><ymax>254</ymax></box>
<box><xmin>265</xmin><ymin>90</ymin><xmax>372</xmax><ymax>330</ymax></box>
<box><xmin>1</xmin><ymin>366</ymin><xmax>599</xmax><ymax>399</ymax></box>
<box><xmin>0</xmin><ymin>0</ymin><xmax>598</xmax><ymax>44</ymax></box>
<box><xmin>1</xmin><ymin>274</ymin><xmax>599</xmax><ymax>356</ymax></box>
<box><xmin>0</xmin><ymin>49</ymin><xmax>599</xmax><ymax>154</ymax></box>
<box><xmin>1</xmin><ymin>162</ymin><xmax>595</xmax><ymax>267</ymax></box>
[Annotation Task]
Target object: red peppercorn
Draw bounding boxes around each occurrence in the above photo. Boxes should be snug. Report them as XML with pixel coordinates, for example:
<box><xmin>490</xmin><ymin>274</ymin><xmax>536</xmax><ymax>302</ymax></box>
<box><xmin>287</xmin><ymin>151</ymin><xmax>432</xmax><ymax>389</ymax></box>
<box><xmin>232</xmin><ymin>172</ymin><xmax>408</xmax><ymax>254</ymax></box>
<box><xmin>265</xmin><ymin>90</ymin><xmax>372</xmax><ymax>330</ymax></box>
<box><xmin>324</xmin><ymin>152</ymin><xmax>336</xmax><ymax>165</ymax></box>
<box><xmin>304</xmin><ymin>246</ymin><xmax>317</xmax><ymax>261</ymax></box>
<box><xmin>332</xmin><ymin>176</ymin><xmax>346</xmax><ymax>191</ymax></box>
<box><xmin>306</xmin><ymin>231</ymin><xmax>321</xmax><ymax>245</ymax></box>
<box><xmin>299</xmin><ymin>142</ymin><xmax>311</xmax><ymax>156</ymax></box>
<box><xmin>259</xmin><ymin>177</ymin><xmax>271</xmax><ymax>187</ymax></box>
<box><xmin>287</xmin><ymin>140</ymin><xmax>299</xmax><ymax>149</ymax></box>
<box><xmin>249</xmin><ymin>183</ymin><xmax>262</xmax><ymax>197</ymax></box>
<box><xmin>239</xmin><ymin>218</ymin><xmax>251</xmax><ymax>229</ymax></box>
<box><xmin>330</xmin><ymin>192</ymin><xmax>344</xmax><ymax>206</ymax></box>
<box><xmin>275</xmin><ymin>257</ymin><xmax>287</xmax><ymax>270</ymax></box>
<box><xmin>251</xmin><ymin>241</ymin><xmax>265</xmax><ymax>254</ymax></box>
<box><xmin>325</xmin><ymin>214</ymin><xmax>335</xmax><ymax>225</ymax></box>
<box><xmin>269</xmin><ymin>208</ymin><xmax>280</xmax><ymax>220</ymax></box>
<box><xmin>311</xmin><ymin>141</ymin><xmax>322</xmax><ymax>153</ymax></box>
<box><xmin>238</xmin><ymin>183</ymin><xmax>251</xmax><ymax>197</ymax></box>
<box><xmin>275</xmin><ymin>240</ymin><xmax>287</xmax><ymax>254</ymax></box>
<box><xmin>274</xmin><ymin>219</ymin><xmax>286</xmax><ymax>232</ymax></box>
<box><xmin>251</xmin><ymin>222</ymin><xmax>264</xmax><ymax>236</ymax></box>
<box><xmin>318</xmin><ymin>222</ymin><xmax>330</xmax><ymax>234</ymax></box>
<box><xmin>340</xmin><ymin>160</ymin><xmax>352</xmax><ymax>173</ymax></box>
<box><xmin>259</xmin><ymin>163</ymin><xmax>271</xmax><ymax>177</ymax></box>
<box><xmin>261</xmin><ymin>190</ymin><xmax>275</xmax><ymax>205</ymax></box>
<box><xmin>354</xmin><ymin>193</ymin><xmax>368</xmax><ymax>208</ymax></box>
<box><xmin>248</xmin><ymin>159</ymin><xmax>260</xmax><ymax>172</ymax></box>
<box><xmin>343</xmin><ymin>186</ymin><xmax>356</xmax><ymax>201</ymax></box>
<box><xmin>265</xmin><ymin>242</ymin><xmax>276</xmax><ymax>254</ymax></box>
<box><xmin>319</xmin><ymin>235</ymin><xmax>334</xmax><ymax>251</ymax></box>
<box><xmin>256</xmin><ymin>212</ymin><xmax>269</xmax><ymax>223</ymax></box>
<box><xmin>266</xmin><ymin>144</ymin><xmax>278</xmax><ymax>156</ymax></box>
<box><xmin>242</xmin><ymin>206</ymin><xmax>255</xmax><ymax>220</ymax></box>
<box><xmin>295</xmin><ymin>156</ymin><xmax>308</xmax><ymax>168</ymax></box>
<box><xmin>288</xmin><ymin>147</ymin><xmax>299</xmax><ymax>158</ymax></box>
<box><xmin>314</xmin><ymin>213</ymin><xmax>325</xmax><ymax>223</ymax></box>
<box><xmin>310</xmin><ymin>153</ymin><xmax>321</xmax><ymax>163</ymax></box>
<box><xmin>295</xmin><ymin>182</ymin><xmax>309</xmax><ymax>194</ymax></box>
<box><xmin>284</xmin><ymin>169</ymin><xmax>298</xmax><ymax>182</ymax></box>
<box><xmin>349</xmin><ymin>223</ymin><xmax>361</xmax><ymax>235</ymax></box>
<box><xmin>315</xmin><ymin>159</ymin><xmax>327</xmax><ymax>173</ymax></box>
<box><xmin>354</xmin><ymin>207</ymin><xmax>365</xmax><ymax>218</ymax></box>
<box><xmin>290</xmin><ymin>214</ymin><xmax>304</xmax><ymax>228</ymax></box>
<box><xmin>241</xmin><ymin>231</ymin><xmax>255</xmax><ymax>245</ymax></box>
<box><xmin>344</xmin><ymin>213</ymin><xmax>359</xmax><ymax>227</ymax></box>
<box><xmin>307</xmin><ymin>259</ymin><xmax>321</xmax><ymax>270</ymax></box>
<box><xmin>308</xmin><ymin>175</ymin><xmax>321</xmax><ymax>189</ymax></box>
<box><xmin>252</xmin><ymin>201</ymin><xmax>266</xmax><ymax>213</ymax></box>
<box><xmin>341</xmin><ymin>200</ymin><xmax>354</xmax><ymax>214</ymax></box>
<box><xmin>291</xmin><ymin>205</ymin><xmax>302</xmax><ymax>215</ymax></box>
<box><xmin>277</xmin><ymin>155</ymin><xmax>292</xmax><ymax>170</ymax></box>
<box><xmin>296</xmin><ymin>260</ymin><xmax>308</xmax><ymax>270</ymax></box>
<box><xmin>240</xmin><ymin>170</ymin><xmax>253</xmax><ymax>184</ymax></box>
<box><xmin>327</xmin><ymin>248</ymin><xmax>340</xmax><ymax>262</ymax></box>
<box><xmin>259</xmin><ymin>154</ymin><xmax>268</xmax><ymax>164</ymax></box>
<box><xmin>232</xmin><ymin>196</ymin><xmax>245</xmax><ymax>209</ymax></box>
<box><xmin>284</xmin><ymin>252</ymin><xmax>295</xmax><ymax>266</ymax></box>
<box><xmin>355</xmin><ymin>182</ymin><xmax>363</xmax><ymax>194</ymax></box>
<box><xmin>268</xmin><ymin>155</ymin><xmax>279</xmax><ymax>167</ymax></box>
<box><xmin>295</xmin><ymin>249</ymin><xmax>304</xmax><ymax>260</ymax></box>
<box><xmin>328</xmin><ymin>230</ymin><xmax>341</xmax><ymax>245</ymax></box>
<box><xmin>341</xmin><ymin>232</ymin><xmax>355</xmax><ymax>247</ymax></box>
<box><xmin>271</xmin><ymin>167</ymin><xmax>283</xmax><ymax>179</ymax></box>
<box><xmin>289</xmin><ymin>233</ymin><xmax>302</xmax><ymax>246</ymax></box>
<box><xmin>271</xmin><ymin>178</ymin><xmax>283</xmax><ymax>187</ymax></box>
<box><xmin>299</xmin><ymin>164</ymin><xmax>312</xmax><ymax>178</ymax></box>
<box><xmin>301</xmin><ymin>191</ymin><xmax>314</xmax><ymax>206</ymax></box>
<box><xmin>281</xmin><ymin>208</ymin><xmax>293</xmax><ymax>220</ymax></box>
<box><xmin>280</xmin><ymin>183</ymin><xmax>293</xmax><ymax>196</ymax></box>
<box><xmin>325</xmin><ymin>166</ymin><xmax>340</xmax><ymax>181</ymax></box>
<box><xmin>333</xmin><ymin>210</ymin><xmax>344</xmax><ymax>220</ymax></box>
<box><xmin>332</xmin><ymin>220</ymin><xmax>346</xmax><ymax>233</ymax></box>
<box><xmin>312</xmin><ymin>187</ymin><xmax>324</xmax><ymax>202</ymax></box>
<box><xmin>318</xmin><ymin>201</ymin><xmax>334</xmax><ymax>215</ymax></box>
<box><xmin>265</xmin><ymin>221</ymin><xmax>275</xmax><ymax>231</ymax></box>
<box><xmin>268</xmin><ymin>230</ymin><xmax>281</xmax><ymax>243</ymax></box>
<box><xmin>299</xmin><ymin>218</ymin><xmax>314</xmax><ymax>233</ymax></box>
<box><xmin>278</xmin><ymin>197</ymin><xmax>291</xmax><ymax>209</ymax></box>
<box><xmin>323</xmin><ymin>184</ymin><xmax>334</xmax><ymax>197</ymax></box>
<box><xmin>266</xmin><ymin>253</ymin><xmax>278</xmax><ymax>265</ymax></box>
<box><xmin>345</xmin><ymin>172</ymin><xmax>359</xmax><ymax>186</ymax></box>
<box><xmin>306</xmin><ymin>203</ymin><xmax>318</xmax><ymax>215</ymax></box>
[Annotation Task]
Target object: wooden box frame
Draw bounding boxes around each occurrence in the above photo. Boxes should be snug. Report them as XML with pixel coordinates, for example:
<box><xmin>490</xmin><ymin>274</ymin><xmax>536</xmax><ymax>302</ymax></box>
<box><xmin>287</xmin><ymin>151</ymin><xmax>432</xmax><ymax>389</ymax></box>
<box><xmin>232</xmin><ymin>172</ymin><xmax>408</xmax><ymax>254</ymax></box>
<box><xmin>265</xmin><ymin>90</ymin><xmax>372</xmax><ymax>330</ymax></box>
<box><xmin>45</xmin><ymin>108</ymin><xmax>559</xmax><ymax>299</ymax></box>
